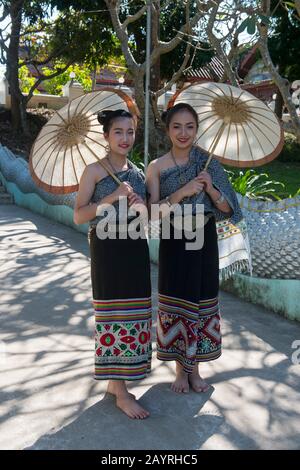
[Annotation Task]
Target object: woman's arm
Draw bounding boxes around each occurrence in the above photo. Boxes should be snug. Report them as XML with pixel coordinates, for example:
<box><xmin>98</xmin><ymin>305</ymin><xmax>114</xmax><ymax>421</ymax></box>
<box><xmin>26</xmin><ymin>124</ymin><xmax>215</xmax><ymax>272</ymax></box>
<box><xmin>73</xmin><ymin>167</ymin><xmax>120</xmax><ymax>225</ymax></box>
<box><xmin>206</xmin><ymin>186</ymin><xmax>233</xmax><ymax>215</ymax></box>
<box><xmin>196</xmin><ymin>169</ymin><xmax>233</xmax><ymax>215</ymax></box>
<box><xmin>146</xmin><ymin>160</ymin><xmax>206</xmax><ymax>220</ymax></box>
<box><xmin>146</xmin><ymin>161</ymin><xmax>182</xmax><ymax>220</ymax></box>
<box><xmin>146</xmin><ymin>160</ymin><xmax>193</xmax><ymax>206</ymax></box>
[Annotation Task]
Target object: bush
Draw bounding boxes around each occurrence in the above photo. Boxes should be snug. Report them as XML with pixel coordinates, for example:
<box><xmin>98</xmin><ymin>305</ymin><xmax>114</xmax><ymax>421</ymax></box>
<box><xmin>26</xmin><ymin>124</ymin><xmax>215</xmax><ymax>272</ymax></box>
<box><xmin>129</xmin><ymin>146</ymin><xmax>144</xmax><ymax>171</ymax></box>
<box><xmin>278</xmin><ymin>134</ymin><xmax>300</xmax><ymax>162</ymax></box>
<box><xmin>225</xmin><ymin>168</ymin><xmax>285</xmax><ymax>201</ymax></box>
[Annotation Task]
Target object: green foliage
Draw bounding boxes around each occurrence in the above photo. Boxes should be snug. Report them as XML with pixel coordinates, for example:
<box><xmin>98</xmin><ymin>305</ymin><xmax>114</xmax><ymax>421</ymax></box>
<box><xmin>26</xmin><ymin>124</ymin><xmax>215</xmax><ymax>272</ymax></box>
<box><xmin>129</xmin><ymin>146</ymin><xmax>145</xmax><ymax>172</ymax></box>
<box><xmin>236</xmin><ymin>1</ymin><xmax>300</xmax><ymax>83</ymax></box>
<box><xmin>49</xmin><ymin>1</ymin><xmax>122</xmax><ymax>70</ymax></box>
<box><xmin>41</xmin><ymin>63</ymin><xmax>92</xmax><ymax>95</ymax></box>
<box><xmin>23</xmin><ymin>1</ymin><xmax>53</xmax><ymax>24</ymax></box>
<box><xmin>19</xmin><ymin>1</ymin><xmax>122</xmax><ymax>90</ymax></box>
<box><xmin>237</xmin><ymin>13</ymin><xmax>271</xmax><ymax>35</ymax></box>
<box><xmin>283</xmin><ymin>2</ymin><xmax>297</xmax><ymax>8</ymax></box>
<box><xmin>157</xmin><ymin>1</ymin><xmax>213</xmax><ymax>80</ymax></box>
<box><xmin>278</xmin><ymin>134</ymin><xmax>300</xmax><ymax>162</ymax></box>
<box><xmin>121</xmin><ymin>0</ymin><xmax>213</xmax><ymax>81</ymax></box>
<box><xmin>268</xmin><ymin>0</ymin><xmax>300</xmax><ymax>82</ymax></box>
<box><xmin>16</xmin><ymin>1</ymin><xmax>123</xmax><ymax>99</ymax></box>
<box><xmin>226</xmin><ymin>168</ymin><xmax>285</xmax><ymax>201</ymax></box>
<box><xmin>18</xmin><ymin>64</ymin><xmax>37</xmax><ymax>94</ymax></box>
<box><xmin>292</xmin><ymin>187</ymin><xmax>300</xmax><ymax>196</ymax></box>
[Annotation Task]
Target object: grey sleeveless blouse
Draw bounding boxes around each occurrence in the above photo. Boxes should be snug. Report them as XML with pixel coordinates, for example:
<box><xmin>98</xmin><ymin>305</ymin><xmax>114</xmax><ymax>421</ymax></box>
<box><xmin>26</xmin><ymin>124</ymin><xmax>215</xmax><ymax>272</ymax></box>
<box><xmin>159</xmin><ymin>145</ymin><xmax>243</xmax><ymax>225</ymax></box>
<box><xmin>89</xmin><ymin>160</ymin><xmax>146</xmax><ymax>227</ymax></box>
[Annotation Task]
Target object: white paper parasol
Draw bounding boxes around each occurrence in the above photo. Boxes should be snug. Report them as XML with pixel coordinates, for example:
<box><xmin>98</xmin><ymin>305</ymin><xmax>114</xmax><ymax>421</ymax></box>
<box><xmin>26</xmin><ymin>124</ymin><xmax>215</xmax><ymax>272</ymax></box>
<box><xmin>29</xmin><ymin>88</ymin><xmax>139</xmax><ymax>194</ymax></box>
<box><xmin>168</xmin><ymin>82</ymin><xmax>284</xmax><ymax>170</ymax></box>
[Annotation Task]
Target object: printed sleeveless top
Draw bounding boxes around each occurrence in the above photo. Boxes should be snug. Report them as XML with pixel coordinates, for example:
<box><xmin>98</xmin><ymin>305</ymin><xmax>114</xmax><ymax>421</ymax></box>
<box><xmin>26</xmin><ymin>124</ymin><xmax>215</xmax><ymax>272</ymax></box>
<box><xmin>89</xmin><ymin>160</ymin><xmax>146</xmax><ymax>227</ymax></box>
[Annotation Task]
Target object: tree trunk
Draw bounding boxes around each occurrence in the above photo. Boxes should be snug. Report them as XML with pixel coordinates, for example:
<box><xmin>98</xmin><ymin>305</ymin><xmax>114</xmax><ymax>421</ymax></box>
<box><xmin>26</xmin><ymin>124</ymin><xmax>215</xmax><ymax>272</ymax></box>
<box><xmin>295</xmin><ymin>0</ymin><xmax>300</xmax><ymax>17</ymax></box>
<box><xmin>258</xmin><ymin>23</ymin><xmax>300</xmax><ymax>143</ymax></box>
<box><xmin>6</xmin><ymin>0</ymin><xmax>27</xmax><ymax>133</ymax></box>
<box><xmin>274</xmin><ymin>90</ymin><xmax>284</xmax><ymax>119</ymax></box>
<box><xmin>258</xmin><ymin>0</ymin><xmax>300</xmax><ymax>143</ymax></box>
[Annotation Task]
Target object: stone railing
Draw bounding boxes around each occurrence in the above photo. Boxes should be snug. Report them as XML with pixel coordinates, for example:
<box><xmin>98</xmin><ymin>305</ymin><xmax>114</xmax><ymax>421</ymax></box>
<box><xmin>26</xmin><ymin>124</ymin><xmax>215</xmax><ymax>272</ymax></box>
<box><xmin>238</xmin><ymin>195</ymin><xmax>300</xmax><ymax>280</ymax></box>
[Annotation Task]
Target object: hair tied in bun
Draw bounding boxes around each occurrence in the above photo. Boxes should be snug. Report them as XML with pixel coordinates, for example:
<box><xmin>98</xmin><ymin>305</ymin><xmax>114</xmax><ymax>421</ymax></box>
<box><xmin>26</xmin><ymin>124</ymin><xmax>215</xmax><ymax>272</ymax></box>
<box><xmin>161</xmin><ymin>109</ymin><xmax>170</xmax><ymax>124</ymax></box>
<box><xmin>97</xmin><ymin>110</ymin><xmax>114</xmax><ymax>126</ymax></box>
<box><xmin>97</xmin><ymin>108</ymin><xmax>134</xmax><ymax>134</ymax></box>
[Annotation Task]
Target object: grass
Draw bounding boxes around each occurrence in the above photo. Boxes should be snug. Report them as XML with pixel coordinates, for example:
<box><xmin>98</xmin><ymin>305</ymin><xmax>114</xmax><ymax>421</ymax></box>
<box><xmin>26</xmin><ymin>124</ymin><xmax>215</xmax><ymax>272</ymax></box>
<box><xmin>224</xmin><ymin>160</ymin><xmax>300</xmax><ymax>199</ymax></box>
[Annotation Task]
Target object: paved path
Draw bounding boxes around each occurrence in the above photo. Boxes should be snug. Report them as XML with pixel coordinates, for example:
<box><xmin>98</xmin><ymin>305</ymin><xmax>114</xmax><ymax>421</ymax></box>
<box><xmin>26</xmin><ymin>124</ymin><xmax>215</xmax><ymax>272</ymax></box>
<box><xmin>0</xmin><ymin>204</ymin><xmax>300</xmax><ymax>450</ymax></box>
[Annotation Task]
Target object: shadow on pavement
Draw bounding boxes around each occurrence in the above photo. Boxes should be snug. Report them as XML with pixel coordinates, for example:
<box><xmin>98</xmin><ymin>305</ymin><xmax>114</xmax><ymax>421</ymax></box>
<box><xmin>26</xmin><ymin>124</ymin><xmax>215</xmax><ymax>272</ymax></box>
<box><xmin>26</xmin><ymin>383</ymin><xmax>222</xmax><ymax>450</ymax></box>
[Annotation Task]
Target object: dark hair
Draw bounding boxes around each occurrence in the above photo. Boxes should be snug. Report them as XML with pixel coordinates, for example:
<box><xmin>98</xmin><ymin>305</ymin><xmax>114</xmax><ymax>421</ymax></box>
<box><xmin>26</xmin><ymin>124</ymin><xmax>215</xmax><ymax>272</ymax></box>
<box><xmin>97</xmin><ymin>109</ymin><xmax>134</xmax><ymax>134</ymax></box>
<box><xmin>161</xmin><ymin>103</ymin><xmax>199</xmax><ymax>130</ymax></box>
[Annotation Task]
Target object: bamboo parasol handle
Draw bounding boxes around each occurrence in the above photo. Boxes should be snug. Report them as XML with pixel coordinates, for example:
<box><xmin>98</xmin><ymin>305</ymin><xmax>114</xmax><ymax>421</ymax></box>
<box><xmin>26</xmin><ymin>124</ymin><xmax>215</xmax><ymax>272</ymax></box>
<box><xmin>203</xmin><ymin>121</ymin><xmax>227</xmax><ymax>171</ymax></box>
<box><xmin>195</xmin><ymin>121</ymin><xmax>227</xmax><ymax>198</ymax></box>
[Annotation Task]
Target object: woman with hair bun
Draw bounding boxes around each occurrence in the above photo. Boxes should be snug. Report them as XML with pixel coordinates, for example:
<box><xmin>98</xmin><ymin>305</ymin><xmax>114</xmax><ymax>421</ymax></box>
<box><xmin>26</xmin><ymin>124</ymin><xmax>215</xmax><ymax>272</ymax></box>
<box><xmin>146</xmin><ymin>103</ymin><xmax>243</xmax><ymax>394</ymax></box>
<box><xmin>74</xmin><ymin>109</ymin><xmax>152</xmax><ymax>419</ymax></box>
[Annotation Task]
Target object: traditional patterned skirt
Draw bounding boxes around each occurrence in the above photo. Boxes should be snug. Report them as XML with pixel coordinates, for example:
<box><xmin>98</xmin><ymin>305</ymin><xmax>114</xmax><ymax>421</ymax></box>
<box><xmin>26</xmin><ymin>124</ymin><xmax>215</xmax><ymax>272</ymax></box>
<box><xmin>89</xmin><ymin>225</ymin><xmax>152</xmax><ymax>381</ymax></box>
<box><xmin>157</xmin><ymin>214</ymin><xmax>221</xmax><ymax>373</ymax></box>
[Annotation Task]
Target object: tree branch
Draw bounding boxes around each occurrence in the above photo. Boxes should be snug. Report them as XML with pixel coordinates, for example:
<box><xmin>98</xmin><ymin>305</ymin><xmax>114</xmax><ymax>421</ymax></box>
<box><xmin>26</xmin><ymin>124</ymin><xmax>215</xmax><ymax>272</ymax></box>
<box><xmin>104</xmin><ymin>0</ymin><xmax>138</xmax><ymax>72</ymax></box>
<box><xmin>0</xmin><ymin>4</ymin><xmax>10</xmax><ymax>23</ymax></box>
<box><xmin>206</xmin><ymin>1</ymin><xmax>239</xmax><ymax>86</ymax></box>
<box><xmin>149</xmin><ymin>0</ymin><xmax>204</xmax><ymax>64</ymax></box>
<box><xmin>121</xmin><ymin>4</ymin><xmax>147</xmax><ymax>31</ymax></box>
<box><xmin>153</xmin><ymin>11</ymin><xmax>192</xmax><ymax>126</ymax></box>
<box><xmin>19</xmin><ymin>46</ymin><xmax>69</xmax><ymax>68</ymax></box>
<box><xmin>257</xmin><ymin>0</ymin><xmax>300</xmax><ymax>142</ymax></box>
<box><xmin>295</xmin><ymin>0</ymin><xmax>300</xmax><ymax>17</ymax></box>
<box><xmin>24</xmin><ymin>61</ymin><xmax>73</xmax><ymax>104</ymax></box>
<box><xmin>19</xmin><ymin>24</ymin><xmax>55</xmax><ymax>37</ymax></box>
<box><xmin>155</xmin><ymin>43</ymin><xmax>192</xmax><ymax>101</ymax></box>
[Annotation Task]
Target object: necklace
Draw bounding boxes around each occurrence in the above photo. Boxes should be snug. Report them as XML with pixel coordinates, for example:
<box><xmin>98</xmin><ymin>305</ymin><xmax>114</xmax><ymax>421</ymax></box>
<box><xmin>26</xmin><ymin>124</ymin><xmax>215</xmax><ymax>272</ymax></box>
<box><xmin>107</xmin><ymin>154</ymin><xmax>128</xmax><ymax>173</ymax></box>
<box><xmin>170</xmin><ymin>149</ymin><xmax>190</xmax><ymax>185</ymax></box>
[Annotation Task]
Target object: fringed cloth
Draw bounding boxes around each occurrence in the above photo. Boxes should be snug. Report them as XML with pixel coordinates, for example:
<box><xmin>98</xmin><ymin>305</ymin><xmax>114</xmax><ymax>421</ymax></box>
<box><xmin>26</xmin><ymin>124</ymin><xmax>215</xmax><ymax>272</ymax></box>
<box><xmin>217</xmin><ymin>218</ymin><xmax>252</xmax><ymax>282</ymax></box>
<box><xmin>157</xmin><ymin>216</ymin><xmax>221</xmax><ymax>373</ymax></box>
<box><xmin>89</xmin><ymin>226</ymin><xmax>152</xmax><ymax>381</ymax></box>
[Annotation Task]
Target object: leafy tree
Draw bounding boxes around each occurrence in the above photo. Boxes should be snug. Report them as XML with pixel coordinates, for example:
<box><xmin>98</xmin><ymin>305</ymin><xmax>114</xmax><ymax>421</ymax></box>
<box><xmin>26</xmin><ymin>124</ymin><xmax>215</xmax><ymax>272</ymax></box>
<box><xmin>0</xmin><ymin>0</ymin><xmax>121</xmax><ymax>132</ymax></box>
<box><xmin>121</xmin><ymin>0</ymin><xmax>213</xmax><ymax>83</ymax></box>
<box><xmin>19</xmin><ymin>62</ymin><xmax>37</xmax><ymax>94</ymax></box>
<box><xmin>268</xmin><ymin>0</ymin><xmax>300</xmax><ymax>82</ymax></box>
<box><xmin>42</xmin><ymin>62</ymin><xmax>92</xmax><ymax>95</ymax></box>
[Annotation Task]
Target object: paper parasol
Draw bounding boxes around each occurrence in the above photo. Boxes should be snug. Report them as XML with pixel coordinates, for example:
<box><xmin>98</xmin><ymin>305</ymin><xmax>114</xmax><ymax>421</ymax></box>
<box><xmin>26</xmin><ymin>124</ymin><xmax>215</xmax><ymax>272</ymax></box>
<box><xmin>168</xmin><ymin>82</ymin><xmax>284</xmax><ymax>170</ymax></box>
<box><xmin>29</xmin><ymin>88</ymin><xmax>139</xmax><ymax>194</ymax></box>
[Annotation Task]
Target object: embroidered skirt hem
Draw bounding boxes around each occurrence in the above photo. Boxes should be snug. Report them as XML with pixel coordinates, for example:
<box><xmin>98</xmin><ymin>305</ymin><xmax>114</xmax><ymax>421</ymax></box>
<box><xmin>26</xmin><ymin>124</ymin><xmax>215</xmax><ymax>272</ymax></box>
<box><xmin>89</xmin><ymin>227</ymin><xmax>152</xmax><ymax>381</ymax></box>
<box><xmin>157</xmin><ymin>217</ymin><xmax>221</xmax><ymax>373</ymax></box>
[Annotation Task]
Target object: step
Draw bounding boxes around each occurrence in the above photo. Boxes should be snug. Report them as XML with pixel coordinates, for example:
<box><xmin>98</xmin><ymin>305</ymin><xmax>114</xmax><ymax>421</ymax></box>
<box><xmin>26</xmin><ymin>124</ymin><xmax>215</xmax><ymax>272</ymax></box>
<box><xmin>0</xmin><ymin>193</ymin><xmax>14</xmax><ymax>204</ymax></box>
<box><xmin>0</xmin><ymin>186</ymin><xmax>6</xmax><ymax>193</ymax></box>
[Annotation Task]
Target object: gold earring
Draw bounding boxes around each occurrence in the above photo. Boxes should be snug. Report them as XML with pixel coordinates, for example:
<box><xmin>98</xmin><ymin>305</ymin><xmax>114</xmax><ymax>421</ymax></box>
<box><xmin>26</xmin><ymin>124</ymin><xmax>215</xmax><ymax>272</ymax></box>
<box><xmin>105</xmin><ymin>144</ymin><xmax>110</xmax><ymax>153</ymax></box>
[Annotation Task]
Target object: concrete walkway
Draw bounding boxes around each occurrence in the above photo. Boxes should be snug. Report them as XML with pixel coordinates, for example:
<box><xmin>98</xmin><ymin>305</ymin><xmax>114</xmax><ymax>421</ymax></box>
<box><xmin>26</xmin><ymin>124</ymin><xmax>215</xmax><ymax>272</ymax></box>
<box><xmin>0</xmin><ymin>204</ymin><xmax>300</xmax><ymax>450</ymax></box>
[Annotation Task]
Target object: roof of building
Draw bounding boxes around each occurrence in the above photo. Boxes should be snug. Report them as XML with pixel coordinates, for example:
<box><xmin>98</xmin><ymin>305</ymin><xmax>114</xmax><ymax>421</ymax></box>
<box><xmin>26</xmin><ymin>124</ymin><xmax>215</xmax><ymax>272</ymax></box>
<box><xmin>185</xmin><ymin>56</ymin><xmax>225</xmax><ymax>81</ymax></box>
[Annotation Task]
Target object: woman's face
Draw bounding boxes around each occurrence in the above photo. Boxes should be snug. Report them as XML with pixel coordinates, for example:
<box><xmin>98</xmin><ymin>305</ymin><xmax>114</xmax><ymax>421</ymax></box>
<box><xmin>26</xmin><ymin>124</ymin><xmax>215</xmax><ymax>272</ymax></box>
<box><xmin>105</xmin><ymin>117</ymin><xmax>136</xmax><ymax>156</ymax></box>
<box><xmin>167</xmin><ymin>110</ymin><xmax>198</xmax><ymax>151</ymax></box>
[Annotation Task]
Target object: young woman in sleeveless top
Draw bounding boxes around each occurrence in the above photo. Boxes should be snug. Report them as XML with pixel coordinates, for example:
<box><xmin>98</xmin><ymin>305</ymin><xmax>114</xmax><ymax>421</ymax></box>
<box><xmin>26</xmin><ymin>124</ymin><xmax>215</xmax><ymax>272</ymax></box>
<box><xmin>74</xmin><ymin>109</ymin><xmax>152</xmax><ymax>419</ymax></box>
<box><xmin>146</xmin><ymin>103</ymin><xmax>243</xmax><ymax>394</ymax></box>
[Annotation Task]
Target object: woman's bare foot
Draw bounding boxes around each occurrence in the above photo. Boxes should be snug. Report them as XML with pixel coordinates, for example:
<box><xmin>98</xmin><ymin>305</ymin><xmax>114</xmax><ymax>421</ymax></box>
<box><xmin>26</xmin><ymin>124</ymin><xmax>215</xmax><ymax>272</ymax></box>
<box><xmin>107</xmin><ymin>381</ymin><xmax>135</xmax><ymax>399</ymax></box>
<box><xmin>171</xmin><ymin>362</ymin><xmax>189</xmax><ymax>393</ymax></box>
<box><xmin>106</xmin><ymin>381</ymin><xmax>149</xmax><ymax>419</ymax></box>
<box><xmin>188</xmin><ymin>366</ymin><xmax>210</xmax><ymax>393</ymax></box>
<box><xmin>115</xmin><ymin>394</ymin><xmax>150</xmax><ymax>419</ymax></box>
